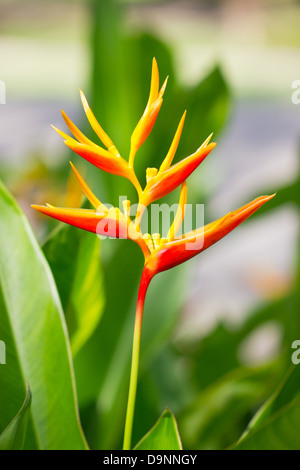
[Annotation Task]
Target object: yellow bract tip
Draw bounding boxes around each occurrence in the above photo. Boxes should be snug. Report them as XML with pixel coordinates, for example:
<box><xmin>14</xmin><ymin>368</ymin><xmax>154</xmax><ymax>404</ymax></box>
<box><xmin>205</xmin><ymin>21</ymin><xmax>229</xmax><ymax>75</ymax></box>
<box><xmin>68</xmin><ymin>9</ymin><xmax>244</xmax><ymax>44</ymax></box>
<box><xmin>146</xmin><ymin>167</ymin><xmax>158</xmax><ymax>183</ymax></box>
<box><xmin>159</xmin><ymin>110</ymin><xmax>187</xmax><ymax>173</ymax></box>
<box><xmin>201</xmin><ymin>133</ymin><xmax>214</xmax><ymax>149</ymax></box>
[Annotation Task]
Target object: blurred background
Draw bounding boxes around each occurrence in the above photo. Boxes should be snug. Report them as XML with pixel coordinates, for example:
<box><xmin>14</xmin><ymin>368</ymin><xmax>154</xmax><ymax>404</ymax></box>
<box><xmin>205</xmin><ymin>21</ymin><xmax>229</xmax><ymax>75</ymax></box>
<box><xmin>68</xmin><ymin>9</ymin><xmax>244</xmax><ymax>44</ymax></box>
<box><xmin>1</xmin><ymin>0</ymin><xmax>300</xmax><ymax>450</ymax></box>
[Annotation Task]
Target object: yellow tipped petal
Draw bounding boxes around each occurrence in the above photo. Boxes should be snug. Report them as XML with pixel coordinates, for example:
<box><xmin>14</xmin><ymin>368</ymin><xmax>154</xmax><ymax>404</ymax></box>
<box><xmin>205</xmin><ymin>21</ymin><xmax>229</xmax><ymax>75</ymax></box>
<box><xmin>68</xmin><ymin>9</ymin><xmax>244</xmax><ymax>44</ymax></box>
<box><xmin>148</xmin><ymin>58</ymin><xmax>159</xmax><ymax>106</ymax></box>
<box><xmin>79</xmin><ymin>90</ymin><xmax>118</xmax><ymax>154</ymax></box>
<box><xmin>146</xmin><ymin>167</ymin><xmax>158</xmax><ymax>183</ymax></box>
<box><xmin>158</xmin><ymin>75</ymin><xmax>169</xmax><ymax>99</ymax></box>
<box><xmin>167</xmin><ymin>181</ymin><xmax>187</xmax><ymax>241</ymax></box>
<box><xmin>69</xmin><ymin>161</ymin><xmax>103</xmax><ymax>210</ymax></box>
<box><xmin>61</xmin><ymin>110</ymin><xmax>96</xmax><ymax>147</ymax></box>
<box><xmin>200</xmin><ymin>133</ymin><xmax>214</xmax><ymax>149</ymax></box>
<box><xmin>129</xmin><ymin>60</ymin><xmax>168</xmax><ymax>165</ymax></box>
<box><xmin>140</xmin><ymin>142</ymin><xmax>216</xmax><ymax>208</ymax></box>
<box><xmin>51</xmin><ymin>125</ymin><xmax>78</xmax><ymax>144</ymax></box>
<box><xmin>159</xmin><ymin>111</ymin><xmax>187</xmax><ymax>173</ymax></box>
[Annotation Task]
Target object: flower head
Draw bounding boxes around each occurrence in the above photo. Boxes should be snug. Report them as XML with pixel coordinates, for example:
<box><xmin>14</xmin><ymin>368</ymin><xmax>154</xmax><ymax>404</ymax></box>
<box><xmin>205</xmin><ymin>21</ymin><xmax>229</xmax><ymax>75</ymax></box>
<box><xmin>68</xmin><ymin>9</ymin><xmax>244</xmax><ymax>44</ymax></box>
<box><xmin>32</xmin><ymin>59</ymin><xmax>275</xmax><ymax>280</ymax></box>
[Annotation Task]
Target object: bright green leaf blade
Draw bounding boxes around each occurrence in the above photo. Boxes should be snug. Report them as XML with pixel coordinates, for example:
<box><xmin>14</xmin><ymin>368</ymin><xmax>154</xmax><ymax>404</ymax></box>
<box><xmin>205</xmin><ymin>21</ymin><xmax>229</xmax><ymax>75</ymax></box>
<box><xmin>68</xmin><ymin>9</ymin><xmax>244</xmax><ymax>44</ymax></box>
<box><xmin>234</xmin><ymin>397</ymin><xmax>300</xmax><ymax>450</ymax></box>
<box><xmin>0</xmin><ymin>384</ymin><xmax>31</xmax><ymax>450</ymax></box>
<box><xmin>233</xmin><ymin>366</ymin><xmax>300</xmax><ymax>450</ymax></box>
<box><xmin>134</xmin><ymin>409</ymin><xmax>183</xmax><ymax>450</ymax></box>
<box><xmin>0</xmin><ymin>181</ymin><xmax>88</xmax><ymax>450</ymax></box>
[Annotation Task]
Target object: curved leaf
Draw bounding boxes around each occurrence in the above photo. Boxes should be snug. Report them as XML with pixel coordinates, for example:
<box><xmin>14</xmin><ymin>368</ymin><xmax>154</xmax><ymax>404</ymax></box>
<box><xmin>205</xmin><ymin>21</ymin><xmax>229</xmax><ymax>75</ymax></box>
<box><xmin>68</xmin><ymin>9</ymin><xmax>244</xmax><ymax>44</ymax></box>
<box><xmin>0</xmin><ymin>180</ymin><xmax>88</xmax><ymax>450</ymax></box>
<box><xmin>0</xmin><ymin>384</ymin><xmax>31</xmax><ymax>450</ymax></box>
<box><xmin>134</xmin><ymin>409</ymin><xmax>182</xmax><ymax>450</ymax></box>
<box><xmin>233</xmin><ymin>366</ymin><xmax>300</xmax><ymax>449</ymax></box>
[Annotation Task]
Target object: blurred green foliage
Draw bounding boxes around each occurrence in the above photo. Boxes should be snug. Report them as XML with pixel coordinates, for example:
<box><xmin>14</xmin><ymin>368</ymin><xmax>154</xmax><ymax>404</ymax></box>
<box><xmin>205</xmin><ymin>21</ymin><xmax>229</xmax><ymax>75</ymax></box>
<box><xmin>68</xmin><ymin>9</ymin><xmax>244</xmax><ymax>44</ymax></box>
<box><xmin>0</xmin><ymin>0</ymin><xmax>299</xmax><ymax>451</ymax></box>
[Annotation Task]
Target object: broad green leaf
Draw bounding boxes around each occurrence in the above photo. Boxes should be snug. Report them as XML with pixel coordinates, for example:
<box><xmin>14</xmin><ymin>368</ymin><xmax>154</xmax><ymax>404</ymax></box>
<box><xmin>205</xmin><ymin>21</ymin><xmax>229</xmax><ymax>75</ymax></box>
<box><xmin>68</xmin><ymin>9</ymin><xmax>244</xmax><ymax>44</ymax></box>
<box><xmin>134</xmin><ymin>409</ymin><xmax>182</xmax><ymax>450</ymax></box>
<box><xmin>44</xmin><ymin>224</ymin><xmax>105</xmax><ymax>356</ymax></box>
<box><xmin>0</xmin><ymin>384</ymin><xmax>31</xmax><ymax>450</ymax></box>
<box><xmin>0</xmin><ymin>181</ymin><xmax>88</xmax><ymax>450</ymax></box>
<box><xmin>233</xmin><ymin>366</ymin><xmax>300</xmax><ymax>449</ymax></box>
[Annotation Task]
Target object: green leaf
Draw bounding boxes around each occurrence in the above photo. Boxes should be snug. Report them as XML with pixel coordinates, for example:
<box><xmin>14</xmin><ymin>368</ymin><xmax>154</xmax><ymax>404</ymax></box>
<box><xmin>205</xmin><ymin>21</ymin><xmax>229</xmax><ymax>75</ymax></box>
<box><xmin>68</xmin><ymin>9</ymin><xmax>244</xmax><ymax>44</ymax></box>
<box><xmin>0</xmin><ymin>384</ymin><xmax>31</xmax><ymax>450</ymax></box>
<box><xmin>134</xmin><ymin>409</ymin><xmax>183</xmax><ymax>450</ymax></box>
<box><xmin>44</xmin><ymin>224</ymin><xmax>105</xmax><ymax>356</ymax></box>
<box><xmin>0</xmin><ymin>181</ymin><xmax>88</xmax><ymax>450</ymax></box>
<box><xmin>233</xmin><ymin>366</ymin><xmax>300</xmax><ymax>449</ymax></box>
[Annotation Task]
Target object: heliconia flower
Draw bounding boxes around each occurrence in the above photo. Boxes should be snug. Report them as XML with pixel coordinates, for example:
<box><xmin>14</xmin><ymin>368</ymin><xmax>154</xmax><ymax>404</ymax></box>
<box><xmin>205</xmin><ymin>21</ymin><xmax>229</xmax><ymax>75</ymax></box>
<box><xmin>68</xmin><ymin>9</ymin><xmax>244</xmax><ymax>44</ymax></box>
<box><xmin>31</xmin><ymin>57</ymin><xmax>276</xmax><ymax>276</ymax></box>
<box><xmin>129</xmin><ymin>58</ymin><xmax>168</xmax><ymax>167</ymax></box>
<box><xmin>32</xmin><ymin>58</ymin><xmax>277</xmax><ymax>451</ymax></box>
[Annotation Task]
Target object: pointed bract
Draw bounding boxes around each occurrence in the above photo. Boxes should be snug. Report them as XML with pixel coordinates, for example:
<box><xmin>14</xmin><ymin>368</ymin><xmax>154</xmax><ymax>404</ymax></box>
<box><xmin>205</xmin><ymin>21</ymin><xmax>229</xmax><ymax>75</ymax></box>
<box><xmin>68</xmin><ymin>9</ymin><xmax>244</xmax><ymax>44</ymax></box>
<box><xmin>69</xmin><ymin>161</ymin><xmax>103</xmax><ymax>210</ymax></box>
<box><xmin>145</xmin><ymin>194</ymin><xmax>276</xmax><ymax>276</ymax></box>
<box><xmin>167</xmin><ymin>181</ymin><xmax>187</xmax><ymax>241</ymax></box>
<box><xmin>159</xmin><ymin>111</ymin><xmax>187</xmax><ymax>173</ymax></box>
<box><xmin>31</xmin><ymin>203</ymin><xmax>149</xmax><ymax>257</ymax></box>
<box><xmin>79</xmin><ymin>90</ymin><xmax>120</xmax><ymax>156</ymax></box>
<box><xmin>129</xmin><ymin>58</ymin><xmax>168</xmax><ymax>166</ymax></box>
<box><xmin>65</xmin><ymin>140</ymin><xmax>129</xmax><ymax>177</ymax></box>
<box><xmin>140</xmin><ymin>142</ymin><xmax>216</xmax><ymax>207</ymax></box>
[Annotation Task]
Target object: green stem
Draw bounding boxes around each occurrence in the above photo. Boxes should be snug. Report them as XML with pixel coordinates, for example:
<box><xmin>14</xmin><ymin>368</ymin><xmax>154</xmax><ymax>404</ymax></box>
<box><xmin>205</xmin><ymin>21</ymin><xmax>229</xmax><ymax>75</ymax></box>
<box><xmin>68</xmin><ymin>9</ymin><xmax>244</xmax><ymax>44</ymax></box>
<box><xmin>123</xmin><ymin>268</ymin><xmax>152</xmax><ymax>450</ymax></box>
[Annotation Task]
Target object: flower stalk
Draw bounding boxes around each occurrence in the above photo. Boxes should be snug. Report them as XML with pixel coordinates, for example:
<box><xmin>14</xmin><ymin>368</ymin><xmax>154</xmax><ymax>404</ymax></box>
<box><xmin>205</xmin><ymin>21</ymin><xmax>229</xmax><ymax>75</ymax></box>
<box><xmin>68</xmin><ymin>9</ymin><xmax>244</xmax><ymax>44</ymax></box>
<box><xmin>123</xmin><ymin>268</ymin><xmax>152</xmax><ymax>450</ymax></box>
